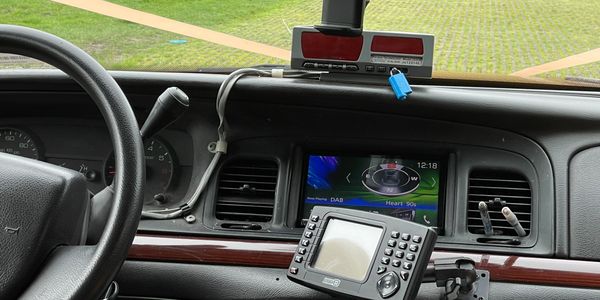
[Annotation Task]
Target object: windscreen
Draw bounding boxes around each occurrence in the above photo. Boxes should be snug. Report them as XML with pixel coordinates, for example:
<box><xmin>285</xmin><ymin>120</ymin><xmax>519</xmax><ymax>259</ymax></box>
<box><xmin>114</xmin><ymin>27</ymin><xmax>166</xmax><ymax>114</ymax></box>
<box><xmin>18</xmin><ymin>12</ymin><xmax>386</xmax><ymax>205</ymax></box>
<box><xmin>312</xmin><ymin>218</ymin><xmax>383</xmax><ymax>281</ymax></box>
<box><xmin>2</xmin><ymin>0</ymin><xmax>598</xmax><ymax>88</ymax></box>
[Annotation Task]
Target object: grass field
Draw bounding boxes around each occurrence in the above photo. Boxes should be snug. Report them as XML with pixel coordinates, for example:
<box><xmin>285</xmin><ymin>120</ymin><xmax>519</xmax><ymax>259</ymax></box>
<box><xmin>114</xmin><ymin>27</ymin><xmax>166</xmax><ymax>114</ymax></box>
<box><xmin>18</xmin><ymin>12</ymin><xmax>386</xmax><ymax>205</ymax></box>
<box><xmin>1</xmin><ymin>0</ymin><xmax>599</xmax><ymax>80</ymax></box>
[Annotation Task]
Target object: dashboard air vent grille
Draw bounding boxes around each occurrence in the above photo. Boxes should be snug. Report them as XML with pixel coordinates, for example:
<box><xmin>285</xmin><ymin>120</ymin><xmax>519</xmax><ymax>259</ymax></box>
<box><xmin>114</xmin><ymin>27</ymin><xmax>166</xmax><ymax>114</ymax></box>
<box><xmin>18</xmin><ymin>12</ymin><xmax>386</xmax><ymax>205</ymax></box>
<box><xmin>216</xmin><ymin>159</ymin><xmax>278</xmax><ymax>222</ymax></box>
<box><xmin>467</xmin><ymin>169</ymin><xmax>531</xmax><ymax>236</ymax></box>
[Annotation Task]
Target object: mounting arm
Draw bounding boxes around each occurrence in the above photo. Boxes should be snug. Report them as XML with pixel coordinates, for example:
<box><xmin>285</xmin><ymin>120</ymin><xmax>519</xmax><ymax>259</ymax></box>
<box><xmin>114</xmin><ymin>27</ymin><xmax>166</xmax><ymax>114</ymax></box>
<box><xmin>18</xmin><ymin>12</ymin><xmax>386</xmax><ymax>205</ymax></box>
<box><xmin>422</xmin><ymin>257</ymin><xmax>490</xmax><ymax>300</ymax></box>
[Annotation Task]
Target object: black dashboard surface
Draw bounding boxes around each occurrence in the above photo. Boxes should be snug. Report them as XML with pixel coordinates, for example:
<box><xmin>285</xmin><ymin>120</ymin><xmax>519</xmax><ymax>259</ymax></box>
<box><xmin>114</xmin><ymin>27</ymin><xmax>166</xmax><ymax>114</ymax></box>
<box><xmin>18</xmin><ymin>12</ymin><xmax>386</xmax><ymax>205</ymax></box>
<box><xmin>2</xmin><ymin>69</ymin><xmax>600</xmax><ymax>299</ymax></box>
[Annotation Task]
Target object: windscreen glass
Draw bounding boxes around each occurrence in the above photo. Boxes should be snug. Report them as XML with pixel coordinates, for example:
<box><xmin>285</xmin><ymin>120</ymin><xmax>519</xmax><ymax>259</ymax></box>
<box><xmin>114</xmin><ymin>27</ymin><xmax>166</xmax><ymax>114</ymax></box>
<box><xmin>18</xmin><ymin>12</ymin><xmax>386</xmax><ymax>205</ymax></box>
<box><xmin>312</xmin><ymin>218</ymin><xmax>383</xmax><ymax>281</ymax></box>
<box><xmin>2</xmin><ymin>1</ymin><xmax>598</xmax><ymax>88</ymax></box>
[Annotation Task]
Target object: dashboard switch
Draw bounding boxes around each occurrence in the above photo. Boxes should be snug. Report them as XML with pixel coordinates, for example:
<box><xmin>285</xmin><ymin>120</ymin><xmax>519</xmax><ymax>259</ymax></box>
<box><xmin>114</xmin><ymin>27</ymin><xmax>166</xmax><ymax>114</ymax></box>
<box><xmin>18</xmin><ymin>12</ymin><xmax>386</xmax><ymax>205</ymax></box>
<box><xmin>153</xmin><ymin>193</ymin><xmax>167</xmax><ymax>204</ymax></box>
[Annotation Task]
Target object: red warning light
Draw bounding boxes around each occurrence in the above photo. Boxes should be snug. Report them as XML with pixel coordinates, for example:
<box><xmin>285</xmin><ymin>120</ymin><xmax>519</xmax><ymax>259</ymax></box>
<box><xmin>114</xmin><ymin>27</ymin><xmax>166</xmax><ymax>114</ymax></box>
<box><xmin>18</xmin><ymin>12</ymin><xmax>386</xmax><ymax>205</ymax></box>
<box><xmin>301</xmin><ymin>32</ymin><xmax>363</xmax><ymax>61</ymax></box>
<box><xmin>371</xmin><ymin>36</ymin><xmax>424</xmax><ymax>55</ymax></box>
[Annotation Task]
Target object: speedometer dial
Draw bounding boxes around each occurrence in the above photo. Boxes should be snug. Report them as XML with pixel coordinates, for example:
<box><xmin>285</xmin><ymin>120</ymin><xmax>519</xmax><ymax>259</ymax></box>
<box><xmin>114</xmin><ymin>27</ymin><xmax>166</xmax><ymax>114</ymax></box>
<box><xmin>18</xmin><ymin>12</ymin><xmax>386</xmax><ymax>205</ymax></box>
<box><xmin>0</xmin><ymin>128</ymin><xmax>40</xmax><ymax>160</ymax></box>
<box><xmin>104</xmin><ymin>137</ymin><xmax>174</xmax><ymax>204</ymax></box>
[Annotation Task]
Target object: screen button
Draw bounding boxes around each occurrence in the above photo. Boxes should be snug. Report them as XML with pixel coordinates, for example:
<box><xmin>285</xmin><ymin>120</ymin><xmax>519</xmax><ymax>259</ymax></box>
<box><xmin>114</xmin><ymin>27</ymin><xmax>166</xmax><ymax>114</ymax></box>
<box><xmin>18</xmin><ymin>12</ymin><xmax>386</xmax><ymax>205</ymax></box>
<box><xmin>345</xmin><ymin>64</ymin><xmax>359</xmax><ymax>71</ymax></box>
<box><xmin>304</xmin><ymin>231</ymin><xmax>313</xmax><ymax>238</ymax></box>
<box><xmin>377</xmin><ymin>272</ymin><xmax>400</xmax><ymax>298</ymax></box>
<box><xmin>307</xmin><ymin>223</ymin><xmax>316</xmax><ymax>230</ymax></box>
<box><xmin>298</xmin><ymin>247</ymin><xmax>307</xmax><ymax>255</ymax></box>
<box><xmin>301</xmin><ymin>239</ymin><xmax>310</xmax><ymax>247</ymax></box>
<box><xmin>294</xmin><ymin>256</ymin><xmax>304</xmax><ymax>263</ymax></box>
<box><xmin>331</xmin><ymin>64</ymin><xmax>344</xmax><ymax>70</ymax></box>
<box><xmin>400</xmin><ymin>271</ymin><xmax>409</xmax><ymax>281</ymax></box>
<box><xmin>310</xmin><ymin>215</ymin><xmax>319</xmax><ymax>222</ymax></box>
<box><xmin>381</xmin><ymin>257</ymin><xmax>390</xmax><ymax>265</ymax></box>
<box><xmin>398</xmin><ymin>242</ymin><xmax>407</xmax><ymax>250</ymax></box>
<box><xmin>289</xmin><ymin>267</ymin><xmax>298</xmax><ymax>275</ymax></box>
<box><xmin>423</xmin><ymin>215</ymin><xmax>432</xmax><ymax>225</ymax></box>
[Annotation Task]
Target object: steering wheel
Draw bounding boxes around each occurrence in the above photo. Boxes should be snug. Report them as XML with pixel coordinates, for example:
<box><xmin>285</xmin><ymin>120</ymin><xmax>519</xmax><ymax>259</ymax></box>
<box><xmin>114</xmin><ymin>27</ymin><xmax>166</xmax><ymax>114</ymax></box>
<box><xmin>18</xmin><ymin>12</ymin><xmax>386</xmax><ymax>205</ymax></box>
<box><xmin>0</xmin><ymin>25</ymin><xmax>145</xmax><ymax>299</ymax></box>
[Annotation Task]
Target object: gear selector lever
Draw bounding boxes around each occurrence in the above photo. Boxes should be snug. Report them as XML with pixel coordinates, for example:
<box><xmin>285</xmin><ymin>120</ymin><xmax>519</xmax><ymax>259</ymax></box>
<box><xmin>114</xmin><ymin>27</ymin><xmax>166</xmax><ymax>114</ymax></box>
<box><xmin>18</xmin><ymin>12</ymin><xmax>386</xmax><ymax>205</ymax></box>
<box><xmin>140</xmin><ymin>87</ymin><xmax>190</xmax><ymax>140</ymax></box>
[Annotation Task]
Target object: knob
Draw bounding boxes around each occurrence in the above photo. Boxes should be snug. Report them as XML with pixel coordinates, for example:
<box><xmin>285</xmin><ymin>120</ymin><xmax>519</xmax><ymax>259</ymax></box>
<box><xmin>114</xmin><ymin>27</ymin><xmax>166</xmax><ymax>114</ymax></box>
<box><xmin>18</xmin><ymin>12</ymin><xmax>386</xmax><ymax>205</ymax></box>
<box><xmin>140</xmin><ymin>87</ymin><xmax>190</xmax><ymax>140</ymax></box>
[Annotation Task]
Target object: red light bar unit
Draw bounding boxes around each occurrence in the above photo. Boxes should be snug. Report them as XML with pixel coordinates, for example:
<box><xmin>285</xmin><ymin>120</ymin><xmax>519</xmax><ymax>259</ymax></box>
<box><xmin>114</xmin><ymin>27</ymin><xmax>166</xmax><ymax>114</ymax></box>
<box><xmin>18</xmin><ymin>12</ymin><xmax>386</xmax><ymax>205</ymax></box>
<box><xmin>291</xmin><ymin>26</ymin><xmax>434</xmax><ymax>78</ymax></box>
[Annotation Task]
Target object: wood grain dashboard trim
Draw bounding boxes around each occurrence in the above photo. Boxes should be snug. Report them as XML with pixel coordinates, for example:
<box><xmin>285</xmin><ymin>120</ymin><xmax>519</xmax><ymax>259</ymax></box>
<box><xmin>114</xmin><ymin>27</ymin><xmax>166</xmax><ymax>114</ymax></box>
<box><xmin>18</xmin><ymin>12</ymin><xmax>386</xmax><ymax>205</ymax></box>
<box><xmin>129</xmin><ymin>233</ymin><xmax>600</xmax><ymax>289</ymax></box>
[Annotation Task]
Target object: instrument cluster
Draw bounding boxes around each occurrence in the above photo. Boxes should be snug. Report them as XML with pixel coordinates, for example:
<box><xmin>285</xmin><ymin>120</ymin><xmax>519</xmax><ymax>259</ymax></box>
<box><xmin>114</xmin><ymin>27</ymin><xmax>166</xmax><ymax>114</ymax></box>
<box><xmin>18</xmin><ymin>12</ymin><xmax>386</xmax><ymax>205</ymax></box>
<box><xmin>0</xmin><ymin>126</ymin><xmax>181</xmax><ymax>206</ymax></box>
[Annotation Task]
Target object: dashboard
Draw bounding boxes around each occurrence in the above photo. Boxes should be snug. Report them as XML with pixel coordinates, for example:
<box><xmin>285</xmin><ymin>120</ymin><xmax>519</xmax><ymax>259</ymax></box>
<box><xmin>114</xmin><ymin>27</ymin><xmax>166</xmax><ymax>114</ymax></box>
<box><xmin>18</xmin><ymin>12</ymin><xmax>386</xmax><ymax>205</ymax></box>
<box><xmin>2</xmin><ymin>70</ymin><xmax>600</xmax><ymax>299</ymax></box>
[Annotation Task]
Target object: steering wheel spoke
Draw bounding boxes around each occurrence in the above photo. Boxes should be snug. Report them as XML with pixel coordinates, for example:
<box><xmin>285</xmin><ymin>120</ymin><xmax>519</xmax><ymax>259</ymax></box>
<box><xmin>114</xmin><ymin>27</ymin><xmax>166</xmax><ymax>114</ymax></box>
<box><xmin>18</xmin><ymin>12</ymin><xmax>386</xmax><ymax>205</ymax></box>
<box><xmin>88</xmin><ymin>184</ymin><xmax>115</xmax><ymax>244</ymax></box>
<box><xmin>20</xmin><ymin>245</ymin><xmax>98</xmax><ymax>299</ymax></box>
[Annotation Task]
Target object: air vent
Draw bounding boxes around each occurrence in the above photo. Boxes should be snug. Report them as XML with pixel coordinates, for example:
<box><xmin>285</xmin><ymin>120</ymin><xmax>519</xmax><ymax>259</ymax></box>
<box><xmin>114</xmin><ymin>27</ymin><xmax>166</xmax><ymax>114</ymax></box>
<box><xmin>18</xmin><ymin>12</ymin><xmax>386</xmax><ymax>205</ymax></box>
<box><xmin>215</xmin><ymin>159</ymin><xmax>278</xmax><ymax>222</ymax></box>
<box><xmin>467</xmin><ymin>169</ymin><xmax>532</xmax><ymax>236</ymax></box>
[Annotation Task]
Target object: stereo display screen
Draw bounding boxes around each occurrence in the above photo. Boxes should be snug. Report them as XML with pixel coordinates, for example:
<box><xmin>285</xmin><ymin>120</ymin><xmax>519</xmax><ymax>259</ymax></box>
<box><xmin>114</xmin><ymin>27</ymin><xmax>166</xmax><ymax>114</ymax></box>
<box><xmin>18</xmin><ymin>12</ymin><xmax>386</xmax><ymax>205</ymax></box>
<box><xmin>302</xmin><ymin>155</ymin><xmax>443</xmax><ymax>227</ymax></box>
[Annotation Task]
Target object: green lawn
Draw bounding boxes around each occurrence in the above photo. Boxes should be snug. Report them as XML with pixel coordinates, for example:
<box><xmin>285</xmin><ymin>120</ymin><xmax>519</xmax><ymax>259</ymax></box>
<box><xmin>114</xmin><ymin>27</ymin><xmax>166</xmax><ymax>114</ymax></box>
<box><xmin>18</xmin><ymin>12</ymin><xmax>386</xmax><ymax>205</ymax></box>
<box><xmin>1</xmin><ymin>0</ymin><xmax>599</xmax><ymax>79</ymax></box>
<box><xmin>0</xmin><ymin>0</ymin><xmax>289</xmax><ymax>71</ymax></box>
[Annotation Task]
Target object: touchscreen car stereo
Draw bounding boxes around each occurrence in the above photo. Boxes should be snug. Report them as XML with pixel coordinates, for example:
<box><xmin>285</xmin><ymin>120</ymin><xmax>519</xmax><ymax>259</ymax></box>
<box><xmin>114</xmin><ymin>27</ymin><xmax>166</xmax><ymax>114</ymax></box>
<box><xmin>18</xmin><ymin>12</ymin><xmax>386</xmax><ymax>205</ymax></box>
<box><xmin>301</xmin><ymin>154</ymin><xmax>444</xmax><ymax>228</ymax></box>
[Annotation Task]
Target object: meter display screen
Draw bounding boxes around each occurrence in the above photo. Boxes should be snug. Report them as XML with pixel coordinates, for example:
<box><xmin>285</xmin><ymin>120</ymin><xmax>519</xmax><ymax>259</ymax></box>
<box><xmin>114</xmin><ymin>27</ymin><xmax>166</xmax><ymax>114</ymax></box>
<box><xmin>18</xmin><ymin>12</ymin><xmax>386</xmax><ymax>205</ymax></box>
<box><xmin>312</xmin><ymin>218</ymin><xmax>383</xmax><ymax>281</ymax></box>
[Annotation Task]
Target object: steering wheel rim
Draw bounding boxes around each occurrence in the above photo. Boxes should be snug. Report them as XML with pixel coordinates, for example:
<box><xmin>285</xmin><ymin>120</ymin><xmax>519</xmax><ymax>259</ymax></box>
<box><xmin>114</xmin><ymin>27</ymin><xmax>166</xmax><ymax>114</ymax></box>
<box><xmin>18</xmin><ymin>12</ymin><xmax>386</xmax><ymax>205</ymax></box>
<box><xmin>0</xmin><ymin>24</ymin><xmax>145</xmax><ymax>299</ymax></box>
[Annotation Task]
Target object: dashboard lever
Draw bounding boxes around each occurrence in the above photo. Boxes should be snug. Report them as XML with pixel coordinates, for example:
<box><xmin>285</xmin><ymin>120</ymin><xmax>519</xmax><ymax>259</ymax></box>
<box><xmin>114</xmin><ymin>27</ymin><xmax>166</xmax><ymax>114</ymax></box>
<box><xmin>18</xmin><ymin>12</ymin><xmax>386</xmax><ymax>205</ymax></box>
<box><xmin>140</xmin><ymin>87</ymin><xmax>190</xmax><ymax>140</ymax></box>
<box><xmin>476</xmin><ymin>237</ymin><xmax>521</xmax><ymax>245</ymax></box>
<box><xmin>220</xmin><ymin>223</ymin><xmax>262</xmax><ymax>230</ymax></box>
<box><xmin>478</xmin><ymin>201</ymin><xmax>494</xmax><ymax>236</ymax></box>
